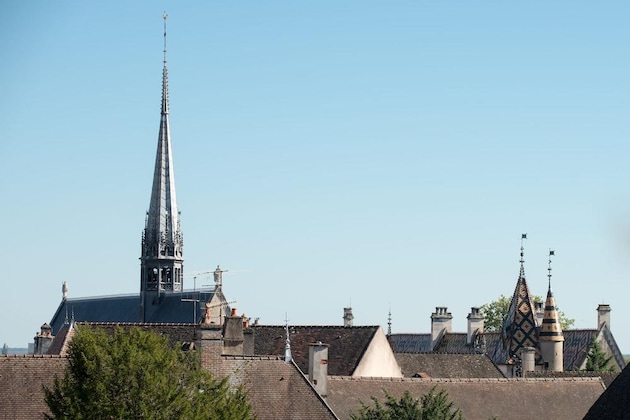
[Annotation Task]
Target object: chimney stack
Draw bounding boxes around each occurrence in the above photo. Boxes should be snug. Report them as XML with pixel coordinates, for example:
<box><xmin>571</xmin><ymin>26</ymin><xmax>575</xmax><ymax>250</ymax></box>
<box><xmin>431</xmin><ymin>307</ymin><xmax>452</xmax><ymax>350</ymax></box>
<box><xmin>534</xmin><ymin>301</ymin><xmax>544</xmax><ymax>327</ymax></box>
<box><xmin>343</xmin><ymin>307</ymin><xmax>354</xmax><ymax>327</ymax></box>
<box><xmin>467</xmin><ymin>307</ymin><xmax>484</xmax><ymax>345</ymax></box>
<box><xmin>222</xmin><ymin>308</ymin><xmax>244</xmax><ymax>356</ymax></box>
<box><xmin>597</xmin><ymin>304</ymin><xmax>611</xmax><ymax>329</ymax></box>
<box><xmin>520</xmin><ymin>346</ymin><xmax>536</xmax><ymax>376</ymax></box>
<box><xmin>308</xmin><ymin>342</ymin><xmax>329</xmax><ymax>398</ymax></box>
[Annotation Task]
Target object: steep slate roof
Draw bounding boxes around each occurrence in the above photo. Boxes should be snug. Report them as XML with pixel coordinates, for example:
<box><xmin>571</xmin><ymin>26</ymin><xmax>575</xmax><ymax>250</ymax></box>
<box><xmin>221</xmin><ymin>356</ymin><xmax>338</xmax><ymax>420</ymax></box>
<box><xmin>585</xmin><ymin>363</ymin><xmax>630</xmax><ymax>419</ymax></box>
<box><xmin>251</xmin><ymin>325</ymin><xmax>379</xmax><ymax>376</ymax></box>
<box><xmin>389</xmin><ymin>329</ymin><xmax>623</xmax><ymax>372</ymax></box>
<box><xmin>0</xmin><ymin>355</ymin><xmax>67</xmax><ymax>419</ymax></box>
<box><xmin>394</xmin><ymin>353</ymin><xmax>505</xmax><ymax>378</ymax></box>
<box><xmin>327</xmin><ymin>376</ymin><xmax>605</xmax><ymax>420</ymax></box>
<box><xmin>49</xmin><ymin>290</ymin><xmax>216</xmax><ymax>335</ymax></box>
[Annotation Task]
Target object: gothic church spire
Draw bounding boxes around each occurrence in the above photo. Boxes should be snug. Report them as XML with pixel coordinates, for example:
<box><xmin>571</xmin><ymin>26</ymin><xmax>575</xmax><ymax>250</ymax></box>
<box><xmin>140</xmin><ymin>13</ymin><xmax>184</xmax><ymax>321</ymax></box>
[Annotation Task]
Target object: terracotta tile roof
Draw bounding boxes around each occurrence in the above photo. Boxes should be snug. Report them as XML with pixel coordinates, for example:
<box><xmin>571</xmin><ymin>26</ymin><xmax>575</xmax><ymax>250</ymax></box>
<box><xmin>221</xmin><ymin>356</ymin><xmax>338</xmax><ymax>419</ymax></box>
<box><xmin>394</xmin><ymin>353</ymin><xmax>505</xmax><ymax>378</ymax></box>
<box><xmin>327</xmin><ymin>376</ymin><xmax>605</xmax><ymax>420</ymax></box>
<box><xmin>585</xmin><ymin>363</ymin><xmax>630</xmax><ymax>419</ymax></box>
<box><xmin>0</xmin><ymin>355</ymin><xmax>67</xmax><ymax>419</ymax></box>
<box><xmin>251</xmin><ymin>325</ymin><xmax>379</xmax><ymax>376</ymax></box>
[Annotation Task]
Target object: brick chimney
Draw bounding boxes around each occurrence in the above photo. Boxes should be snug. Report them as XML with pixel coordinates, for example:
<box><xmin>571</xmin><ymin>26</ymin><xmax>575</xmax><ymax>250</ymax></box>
<box><xmin>466</xmin><ymin>307</ymin><xmax>484</xmax><ymax>345</ymax></box>
<box><xmin>308</xmin><ymin>342</ymin><xmax>329</xmax><ymax>398</ymax></box>
<box><xmin>597</xmin><ymin>304</ymin><xmax>611</xmax><ymax>329</ymax></box>
<box><xmin>431</xmin><ymin>307</ymin><xmax>452</xmax><ymax>350</ymax></box>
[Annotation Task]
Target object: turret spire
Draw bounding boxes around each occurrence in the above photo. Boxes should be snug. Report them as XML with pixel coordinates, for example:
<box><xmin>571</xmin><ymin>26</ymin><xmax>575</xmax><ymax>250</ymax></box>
<box><xmin>502</xmin><ymin>234</ymin><xmax>540</xmax><ymax>375</ymax></box>
<box><xmin>540</xmin><ymin>249</ymin><xmax>564</xmax><ymax>371</ymax></box>
<box><xmin>140</xmin><ymin>13</ymin><xmax>184</xmax><ymax>321</ymax></box>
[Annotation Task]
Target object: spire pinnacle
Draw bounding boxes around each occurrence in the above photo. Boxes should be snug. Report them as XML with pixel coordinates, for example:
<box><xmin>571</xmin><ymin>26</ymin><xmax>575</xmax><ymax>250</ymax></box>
<box><xmin>387</xmin><ymin>307</ymin><xmax>392</xmax><ymax>336</ymax></box>
<box><xmin>284</xmin><ymin>313</ymin><xmax>292</xmax><ymax>363</ymax></box>
<box><xmin>519</xmin><ymin>233</ymin><xmax>527</xmax><ymax>277</ymax></box>
<box><xmin>547</xmin><ymin>249</ymin><xmax>555</xmax><ymax>291</ymax></box>
<box><xmin>163</xmin><ymin>12</ymin><xmax>168</xmax><ymax>67</ymax></box>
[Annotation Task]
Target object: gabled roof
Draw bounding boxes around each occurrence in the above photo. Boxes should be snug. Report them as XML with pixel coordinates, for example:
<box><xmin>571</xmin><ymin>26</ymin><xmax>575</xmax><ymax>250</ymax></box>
<box><xmin>221</xmin><ymin>356</ymin><xmax>338</xmax><ymax>420</ymax></box>
<box><xmin>0</xmin><ymin>355</ymin><xmax>67</xmax><ymax>419</ymax></box>
<box><xmin>390</xmin><ymin>329</ymin><xmax>621</xmax><ymax>372</ymax></box>
<box><xmin>584</xmin><ymin>363</ymin><xmax>630</xmax><ymax>419</ymax></box>
<box><xmin>251</xmin><ymin>325</ymin><xmax>379</xmax><ymax>376</ymax></box>
<box><xmin>327</xmin><ymin>376</ymin><xmax>605</xmax><ymax>420</ymax></box>
<box><xmin>394</xmin><ymin>353</ymin><xmax>505</xmax><ymax>378</ymax></box>
<box><xmin>49</xmin><ymin>290</ymin><xmax>217</xmax><ymax>335</ymax></box>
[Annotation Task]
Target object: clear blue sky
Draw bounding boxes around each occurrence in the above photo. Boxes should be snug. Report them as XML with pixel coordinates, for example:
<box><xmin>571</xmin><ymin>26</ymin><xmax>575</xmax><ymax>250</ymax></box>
<box><xmin>1</xmin><ymin>2</ymin><xmax>629</xmax><ymax>352</ymax></box>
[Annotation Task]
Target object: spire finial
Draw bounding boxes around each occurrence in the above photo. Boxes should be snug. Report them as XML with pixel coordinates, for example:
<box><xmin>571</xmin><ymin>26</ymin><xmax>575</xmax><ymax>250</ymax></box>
<box><xmin>548</xmin><ymin>249</ymin><xmax>555</xmax><ymax>291</ymax></box>
<box><xmin>284</xmin><ymin>313</ymin><xmax>292</xmax><ymax>363</ymax></box>
<box><xmin>387</xmin><ymin>306</ymin><xmax>392</xmax><ymax>336</ymax></box>
<box><xmin>162</xmin><ymin>12</ymin><xmax>168</xmax><ymax>67</ymax></box>
<box><xmin>519</xmin><ymin>233</ymin><xmax>527</xmax><ymax>276</ymax></box>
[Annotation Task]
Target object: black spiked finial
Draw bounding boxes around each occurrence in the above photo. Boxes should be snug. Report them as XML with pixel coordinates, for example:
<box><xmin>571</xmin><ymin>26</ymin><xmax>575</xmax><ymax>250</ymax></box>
<box><xmin>548</xmin><ymin>249</ymin><xmax>555</xmax><ymax>291</ymax></box>
<box><xmin>519</xmin><ymin>234</ymin><xmax>527</xmax><ymax>277</ymax></box>
<box><xmin>387</xmin><ymin>307</ymin><xmax>392</xmax><ymax>336</ymax></box>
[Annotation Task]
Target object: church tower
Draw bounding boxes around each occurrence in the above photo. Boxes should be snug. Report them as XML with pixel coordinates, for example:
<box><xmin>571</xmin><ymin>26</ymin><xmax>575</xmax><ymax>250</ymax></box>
<box><xmin>140</xmin><ymin>13</ymin><xmax>184</xmax><ymax>322</ymax></box>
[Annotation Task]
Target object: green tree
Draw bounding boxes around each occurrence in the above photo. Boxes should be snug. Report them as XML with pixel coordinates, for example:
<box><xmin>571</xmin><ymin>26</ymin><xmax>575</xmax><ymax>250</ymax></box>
<box><xmin>44</xmin><ymin>326</ymin><xmax>252</xmax><ymax>419</ymax></box>
<box><xmin>585</xmin><ymin>338</ymin><xmax>615</xmax><ymax>372</ymax></box>
<box><xmin>350</xmin><ymin>387</ymin><xmax>463</xmax><ymax>420</ymax></box>
<box><xmin>480</xmin><ymin>294</ymin><xmax>575</xmax><ymax>332</ymax></box>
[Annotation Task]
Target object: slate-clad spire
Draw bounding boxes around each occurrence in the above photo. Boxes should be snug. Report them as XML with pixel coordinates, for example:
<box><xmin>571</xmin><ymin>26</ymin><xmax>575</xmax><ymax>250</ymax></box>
<box><xmin>502</xmin><ymin>234</ymin><xmax>540</xmax><ymax>373</ymax></box>
<box><xmin>140</xmin><ymin>13</ymin><xmax>184</xmax><ymax>321</ymax></box>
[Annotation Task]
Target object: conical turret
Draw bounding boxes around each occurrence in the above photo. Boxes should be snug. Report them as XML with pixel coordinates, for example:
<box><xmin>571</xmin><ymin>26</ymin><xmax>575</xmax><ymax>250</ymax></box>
<box><xmin>502</xmin><ymin>234</ymin><xmax>540</xmax><ymax>375</ymax></box>
<box><xmin>540</xmin><ymin>250</ymin><xmax>564</xmax><ymax>371</ymax></box>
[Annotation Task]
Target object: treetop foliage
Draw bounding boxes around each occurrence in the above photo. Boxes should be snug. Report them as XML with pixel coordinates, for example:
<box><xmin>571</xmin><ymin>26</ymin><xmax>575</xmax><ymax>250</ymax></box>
<box><xmin>350</xmin><ymin>387</ymin><xmax>463</xmax><ymax>420</ymax></box>
<box><xmin>480</xmin><ymin>294</ymin><xmax>575</xmax><ymax>333</ymax></box>
<box><xmin>44</xmin><ymin>325</ymin><xmax>252</xmax><ymax>420</ymax></box>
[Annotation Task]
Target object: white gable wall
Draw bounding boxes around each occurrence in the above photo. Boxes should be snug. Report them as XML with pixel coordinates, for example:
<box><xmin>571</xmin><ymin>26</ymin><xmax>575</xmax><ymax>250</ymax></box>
<box><xmin>352</xmin><ymin>327</ymin><xmax>402</xmax><ymax>378</ymax></box>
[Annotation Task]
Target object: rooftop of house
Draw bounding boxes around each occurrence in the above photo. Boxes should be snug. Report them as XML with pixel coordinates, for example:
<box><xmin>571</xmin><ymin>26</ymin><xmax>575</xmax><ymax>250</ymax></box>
<box><xmin>585</xmin><ymin>363</ymin><xmax>630</xmax><ymax>419</ymax></box>
<box><xmin>394</xmin><ymin>353</ymin><xmax>505</xmax><ymax>378</ymax></box>
<box><xmin>251</xmin><ymin>325</ymin><xmax>380</xmax><ymax>376</ymax></box>
<box><xmin>388</xmin><ymin>327</ymin><xmax>624</xmax><ymax>371</ymax></box>
<box><xmin>327</xmin><ymin>376</ymin><xmax>606</xmax><ymax>420</ymax></box>
<box><xmin>0</xmin><ymin>355</ymin><xmax>67</xmax><ymax>419</ymax></box>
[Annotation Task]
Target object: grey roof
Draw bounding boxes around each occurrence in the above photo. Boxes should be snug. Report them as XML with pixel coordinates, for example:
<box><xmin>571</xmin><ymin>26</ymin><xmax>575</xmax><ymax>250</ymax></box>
<box><xmin>389</xmin><ymin>328</ymin><xmax>626</xmax><ymax>372</ymax></box>
<box><xmin>49</xmin><ymin>290</ymin><xmax>216</xmax><ymax>335</ymax></box>
<box><xmin>327</xmin><ymin>376</ymin><xmax>605</xmax><ymax>420</ymax></box>
<box><xmin>585</xmin><ymin>362</ymin><xmax>630</xmax><ymax>419</ymax></box>
<box><xmin>394</xmin><ymin>353</ymin><xmax>505</xmax><ymax>378</ymax></box>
